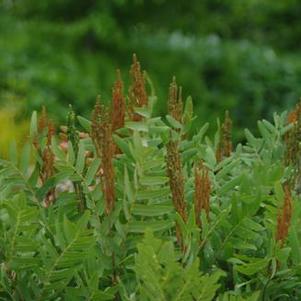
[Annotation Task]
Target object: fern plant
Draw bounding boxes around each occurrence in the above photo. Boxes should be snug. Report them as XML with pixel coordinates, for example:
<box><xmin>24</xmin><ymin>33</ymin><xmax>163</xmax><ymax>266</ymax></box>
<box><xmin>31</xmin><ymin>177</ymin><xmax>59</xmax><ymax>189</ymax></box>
<box><xmin>1</xmin><ymin>55</ymin><xmax>301</xmax><ymax>300</ymax></box>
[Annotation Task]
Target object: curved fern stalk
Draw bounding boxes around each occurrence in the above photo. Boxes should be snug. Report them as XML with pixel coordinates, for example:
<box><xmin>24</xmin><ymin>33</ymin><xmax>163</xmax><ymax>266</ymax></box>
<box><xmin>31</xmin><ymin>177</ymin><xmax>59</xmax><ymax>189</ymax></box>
<box><xmin>39</xmin><ymin>211</ymin><xmax>95</xmax><ymax>299</ymax></box>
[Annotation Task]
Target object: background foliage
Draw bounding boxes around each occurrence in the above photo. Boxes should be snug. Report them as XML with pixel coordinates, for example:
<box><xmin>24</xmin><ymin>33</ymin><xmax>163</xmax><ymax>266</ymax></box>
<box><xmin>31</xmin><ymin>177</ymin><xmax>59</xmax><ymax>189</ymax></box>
<box><xmin>1</xmin><ymin>0</ymin><xmax>301</xmax><ymax>147</ymax></box>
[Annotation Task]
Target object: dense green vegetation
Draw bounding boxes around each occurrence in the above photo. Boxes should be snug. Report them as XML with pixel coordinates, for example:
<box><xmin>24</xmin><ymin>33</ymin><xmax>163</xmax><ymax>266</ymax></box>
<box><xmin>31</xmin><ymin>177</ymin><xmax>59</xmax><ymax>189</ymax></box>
<box><xmin>1</xmin><ymin>64</ymin><xmax>301</xmax><ymax>299</ymax></box>
<box><xmin>1</xmin><ymin>2</ymin><xmax>301</xmax><ymax>299</ymax></box>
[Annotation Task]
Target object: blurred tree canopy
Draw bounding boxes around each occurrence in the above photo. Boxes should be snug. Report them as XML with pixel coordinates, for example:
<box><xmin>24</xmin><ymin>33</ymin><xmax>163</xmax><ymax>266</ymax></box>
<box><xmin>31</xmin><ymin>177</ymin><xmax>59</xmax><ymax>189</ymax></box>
<box><xmin>1</xmin><ymin>0</ymin><xmax>301</xmax><ymax>140</ymax></box>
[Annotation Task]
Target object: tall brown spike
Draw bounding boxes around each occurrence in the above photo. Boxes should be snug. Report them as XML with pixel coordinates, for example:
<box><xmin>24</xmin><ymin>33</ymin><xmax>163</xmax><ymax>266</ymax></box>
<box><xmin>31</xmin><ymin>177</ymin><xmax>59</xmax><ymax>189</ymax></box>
<box><xmin>166</xmin><ymin>138</ymin><xmax>187</xmax><ymax>250</ymax></box>
<box><xmin>276</xmin><ymin>183</ymin><xmax>292</xmax><ymax>246</ymax></box>
<box><xmin>91</xmin><ymin>97</ymin><xmax>116</xmax><ymax>214</ymax></box>
<box><xmin>102</xmin><ymin>107</ymin><xmax>115</xmax><ymax>214</ymax></box>
<box><xmin>112</xmin><ymin>69</ymin><xmax>125</xmax><ymax>132</ymax></box>
<box><xmin>168</xmin><ymin>76</ymin><xmax>183</xmax><ymax>123</ymax></box>
<box><xmin>34</xmin><ymin>107</ymin><xmax>56</xmax><ymax>207</ymax></box>
<box><xmin>128</xmin><ymin>54</ymin><xmax>148</xmax><ymax>121</ymax></box>
<box><xmin>47</xmin><ymin>120</ymin><xmax>55</xmax><ymax>146</ymax></box>
<box><xmin>223</xmin><ymin>111</ymin><xmax>233</xmax><ymax>157</ymax></box>
<box><xmin>194</xmin><ymin>161</ymin><xmax>211</xmax><ymax>227</ymax></box>
<box><xmin>166</xmin><ymin>139</ymin><xmax>186</xmax><ymax>222</ymax></box>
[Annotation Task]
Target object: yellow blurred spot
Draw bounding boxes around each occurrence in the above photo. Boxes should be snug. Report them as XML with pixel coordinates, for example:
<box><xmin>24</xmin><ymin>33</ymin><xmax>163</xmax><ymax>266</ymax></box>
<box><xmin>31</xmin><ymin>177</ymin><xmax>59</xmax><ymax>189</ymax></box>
<box><xmin>0</xmin><ymin>108</ymin><xmax>28</xmax><ymax>158</ymax></box>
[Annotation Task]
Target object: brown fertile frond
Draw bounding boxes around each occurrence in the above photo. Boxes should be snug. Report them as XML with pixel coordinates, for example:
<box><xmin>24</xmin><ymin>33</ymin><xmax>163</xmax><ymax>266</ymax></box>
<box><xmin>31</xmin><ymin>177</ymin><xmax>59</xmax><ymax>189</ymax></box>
<box><xmin>91</xmin><ymin>97</ymin><xmax>115</xmax><ymax>214</ymax></box>
<box><xmin>276</xmin><ymin>183</ymin><xmax>292</xmax><ymax>246</ymax></box>
<box><xmin>41</xmin><ymin>147</ymin><xmax>54</xmax><ymax>184</ymax></box>
<box><xmin>128</xmin><ymin>54</ymin><xmax>148</xmax><ymax>121</ymax></box>
<box><xmin>102</xmin><ymin>108</ymin><xmax>115</xmax><ymax>214</ymax></box>
<box><xmin>42</xmin><ymin>147</ymin><xmax>55</xmax><ymax>208</ymax></box>
<box><xmin>288</xmin><ymin>111</ymin><xmax>297</xmax><ymax>124</ymax></box>
<box><xmin>35</xmin><ymin>107</ymin><xmax>55</xmax><ymax>184</ymax></box>
<box><xmin>36</xmin><ymin>110</ymin><xmax>56</xmax><ymax>207</ymax></box>
<box><xmin>112</xmin><ymin>69</ymin><xmax>125</xmax><ymax>132</ymax></box>
<box><xmin>166</xmin><ymin>138</ymin><xmax>187</xmax><ymax>251</ymax></box>
<box><xmin>168</xmin><ymin>76</ymin><xmax>183</xmax><ymax>122</ymax></box>
<box><xmin>194</xmin><ymin>161</ymin><xmax>211</xmax><ymax>227</ymax></box>
<box><xmin>47</xmin><ymin>120</ymin><xmax>55</xmax><ymax>146</ymax></box>
<box><xmin>166</xmin><ymin>139</ymin><xmax>187</xmax><ymax>222</ymax></box>
<box><xmin>216</xmin><ymin>111</ymin><xmax>233</xmax><ymax>162</ymax></box>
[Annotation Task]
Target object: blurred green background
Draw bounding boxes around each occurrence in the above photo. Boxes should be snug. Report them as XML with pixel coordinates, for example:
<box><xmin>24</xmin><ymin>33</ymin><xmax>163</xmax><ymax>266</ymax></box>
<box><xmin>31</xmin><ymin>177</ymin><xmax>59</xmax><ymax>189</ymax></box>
<box><xmin>1</xmin><ymin>0</ymin><xmax>301</xmax><ymax>151</ymax></box>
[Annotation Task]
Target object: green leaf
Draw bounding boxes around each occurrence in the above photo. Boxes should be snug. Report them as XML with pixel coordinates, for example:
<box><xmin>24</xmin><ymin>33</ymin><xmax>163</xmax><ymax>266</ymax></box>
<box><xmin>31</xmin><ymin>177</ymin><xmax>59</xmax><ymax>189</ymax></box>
<box><xmin>125</xmin><ymin>121</ymin><xmax>148</xmax><ymax>132</ymax></box>
<box><xmin>257</xmin><ymin>120</ymin><xmax>271</xmax><ymax>141</ymax></box>
<box><xmin>182</xmin><ymin>148</ymin><xmax>198</xmax><ymax>163</ymax></box>
<box><xmin>135</xmin><ymin>107</ymin><xmax>151</xmax><ymax>118</ymax></box>
<box><xmin>75</xmin><ymin>141</ymin><xmax>86</xmax><ymax>173</ymax></box>
<box><xmin>136</xmin><ymin>187</ymin><xmax>170</xmax><ymax>200</ymax></box>
<box><xmin>219</xmin><ymin>175</ymin><xmax>242</xmax><ymax>195</ymax></box>
<box><xmin>205</xmin><ymin>146</ymin><xmax>216</xmax><ymax>168</ymax></box>
<box><xmin>139</xmin><ymin>176</ymin><xmax>169</xmax><ymax>186</ymax></box>
<box><xmin>20</xmin><ymin>143</ymin><xmax>31</xmax><ymax>175</ymax></box>
<box><xmin>244</xmin><ymin>128</ymin><xmax>260</xmax><ymax>149</ymax></box>
<box><xmin>86</xmin><ymin>158</ymin><xmax>101</xmax><ymax>185</ymax></box>
<box><xmin>113</xmin><ymin>135</ymin><xmax>134</xmax><ymax>160</ymax></box>
<box><xmin>289</xmin><ymin>226</ymin><xmax>301</xmax><ymax>265</ymax></box>
<box><xmin>42</xmin><ymin>212</ymin><xmax>94</xmax><ymax>292</ymax></box>
<box><xmin>51</xmin><ymin>137</ymin><xmax>66</xmax><ymax>161</ymax></box>
<box><xmin>235</xmin><ymin>258</ymin><xmax>269</xmax><ymax>276</ymax></box>
<box><xmin>30</xmin><ymin>111</ymin><xmax>38</xmax><ymax>139</ymax></box>
<box><xmin>77</xmin><ymin>115</ymin><xmax>91</xmax><ymax>132</ymax></box>
<box><xmin>183</xmin><ymin>96</ymin><xmax>193</xmax><ymax>126</ymax></box>
<box><xmin>128</xmin><ymin>219</ymin><xmax>174</xmax><ymax>233</ymax></box>
<box><xmin>166</xmin><ymin>115</ymin><xmax>183</xmax><ymax>129</ymax></box>
<box><xmin>131</xmin><ymin>204</ymin><xmax>173</xmax><ymax>216</ymax></box>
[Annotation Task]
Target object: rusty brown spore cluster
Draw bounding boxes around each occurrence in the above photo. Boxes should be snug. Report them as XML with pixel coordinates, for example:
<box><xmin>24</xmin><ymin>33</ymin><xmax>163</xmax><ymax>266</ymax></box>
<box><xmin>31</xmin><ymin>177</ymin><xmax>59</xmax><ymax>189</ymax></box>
<box><xmin>34</xmin><ymin>107</ymin><xmax>56</xmax><ymax>207</ymax></box>
<box><xmin>276</xmin><ymin>183</ymin><xmax>292</xmax><ymax>246</ymax></box>
<box><xmin>194</xmin><ymin>161</ymin><xmax>211</xmax><ymax>227</ymax></box>
<box><xmin>91</xmin><ymin>99</ymin><xmax>116</xmax><ymax>215</ymax></box>
<box><xmin>168</xmin><ymin>76</ymin><xmax>183</xmax><ymax>123</ymax></box>
<box><xmin>128</xmin><ymin>54</ymin><xmax>148</xmax><ymax>121</ymax></box>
